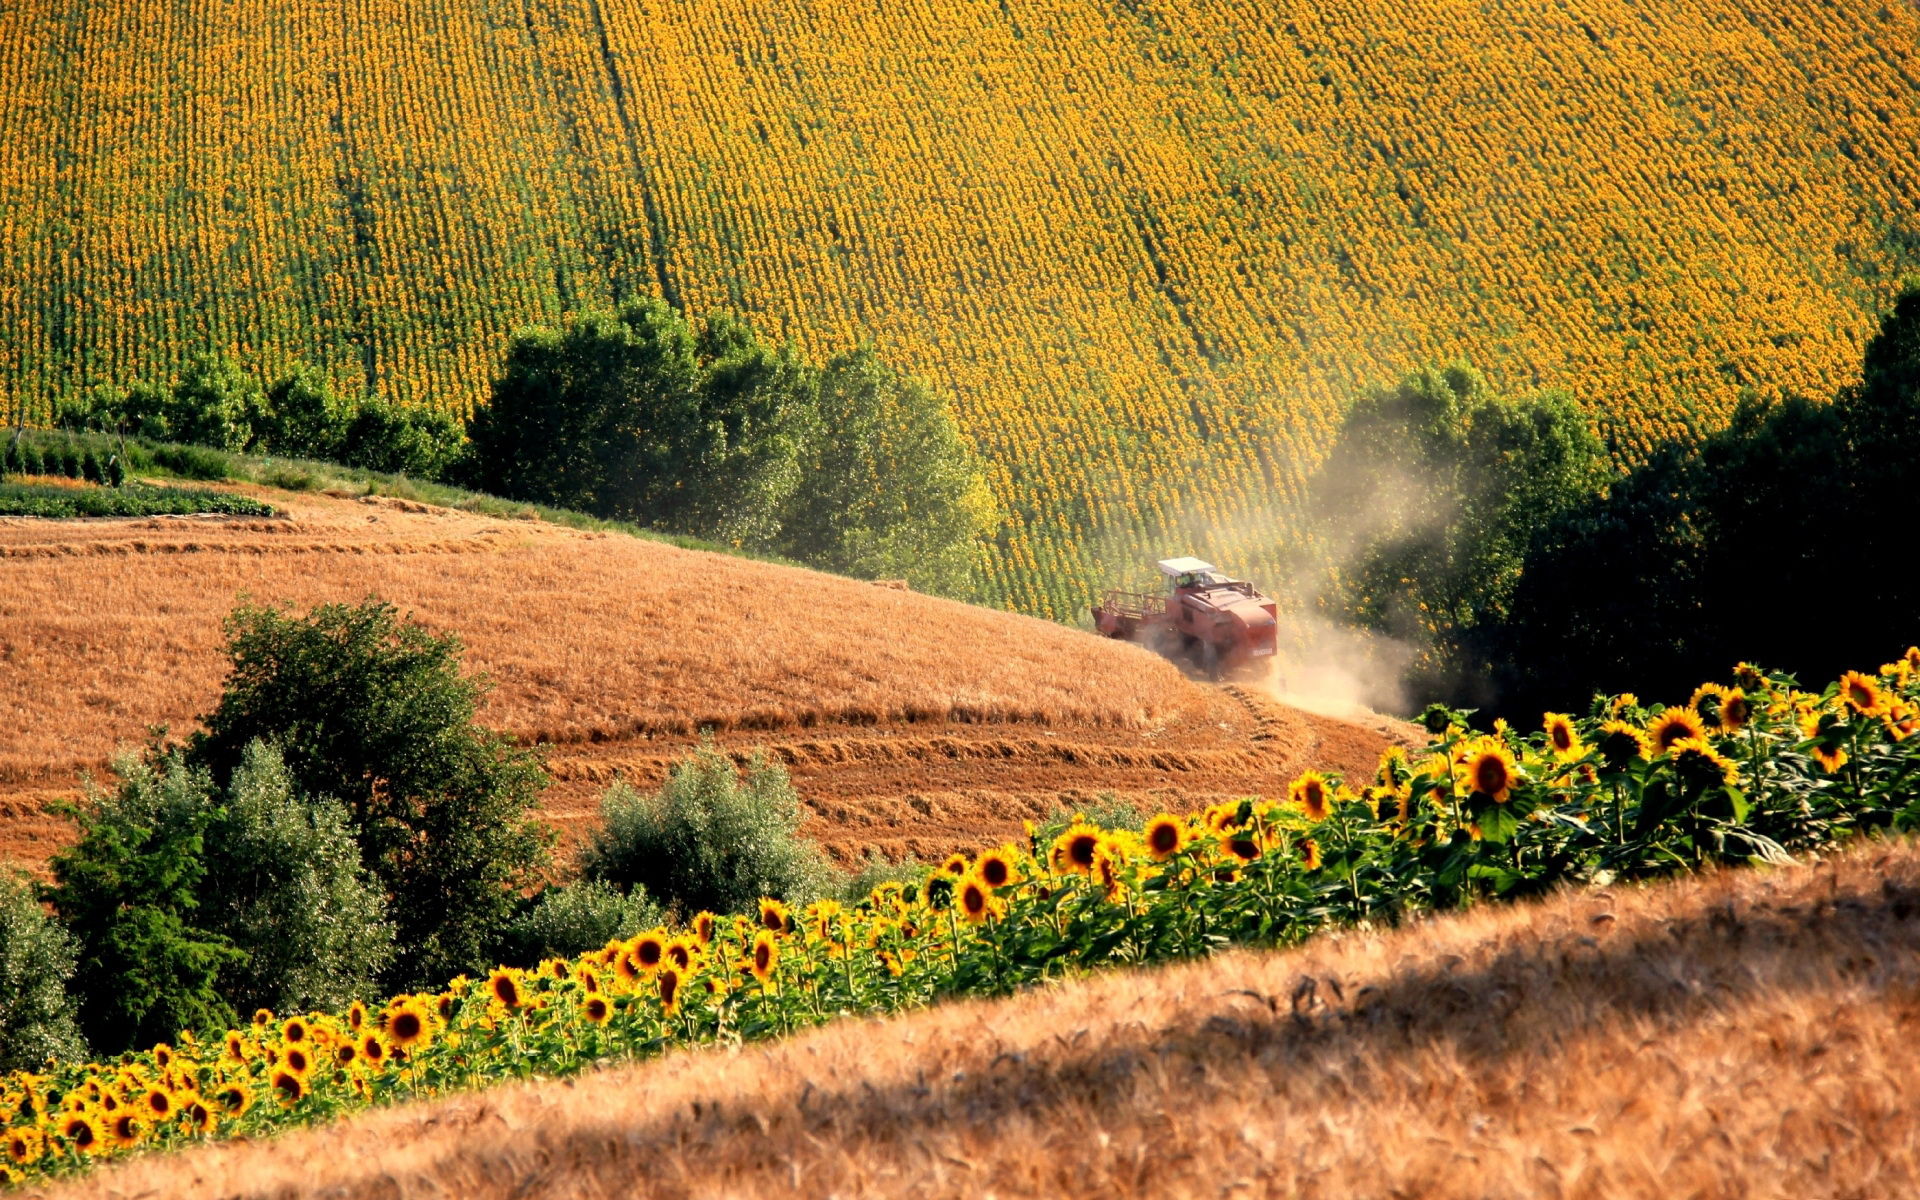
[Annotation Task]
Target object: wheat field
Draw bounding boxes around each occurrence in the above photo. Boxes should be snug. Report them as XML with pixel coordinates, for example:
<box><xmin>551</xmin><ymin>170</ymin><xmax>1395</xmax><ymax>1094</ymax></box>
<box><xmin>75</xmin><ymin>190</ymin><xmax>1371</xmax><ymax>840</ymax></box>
<box><xmin>4</xmin><ymin>0</ymin><xmax>1919</xmax><ymax>614</ymax></box>
<box><xmin>39</xmin><ymin>835</ymin><xmax>1920</xmax><ymax>1199</ymax></box>
<box><xmin>0</xmin><ymin>489</ymin><xmax>1398</xmax><ymax>869</ymax></box>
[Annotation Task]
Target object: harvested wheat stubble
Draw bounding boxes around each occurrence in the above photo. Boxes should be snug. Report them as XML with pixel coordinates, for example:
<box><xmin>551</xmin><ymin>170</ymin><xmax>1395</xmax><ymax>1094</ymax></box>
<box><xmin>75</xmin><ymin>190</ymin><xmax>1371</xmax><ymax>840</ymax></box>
<box><xmin>50</xmin><ymin>838</ymin><xmax>1920</xmax><ymax>1200</ymax></box>
<box><xmin>0</xmin><ymin>488</ymin><xmax>1399</xmax><ymax>869</ymax></box>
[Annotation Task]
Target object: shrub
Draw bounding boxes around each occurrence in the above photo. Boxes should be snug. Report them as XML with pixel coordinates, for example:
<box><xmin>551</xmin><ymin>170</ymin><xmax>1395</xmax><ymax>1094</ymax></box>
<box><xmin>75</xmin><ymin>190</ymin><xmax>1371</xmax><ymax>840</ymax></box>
<box><xmin>41</xmin><ymin>755</ymin><xmax>242</xmax><ymax>1055</ymax></box>
<box><xmin>0</xmin><ymin>869</ymin><xmax>85</xmax><ymax>1071</ymax></box>
<box><xmin>579</xmin><ymin>743</ymin><xmax>830</xmax><ymax>918</ymax></box>
<box><xmin>190</xmin><ymin>599</ymin><xmax>552</xmax><ymax>990</ymax></box>
<box><xmin>499</xmin><ymin>879</ymin><xmax>662</xmax><ymax>966</ymax></box>
<box><xmin>199</xmin><ymin>741</ymin><xmax>395</xmax><ymax>1015</ymax></box>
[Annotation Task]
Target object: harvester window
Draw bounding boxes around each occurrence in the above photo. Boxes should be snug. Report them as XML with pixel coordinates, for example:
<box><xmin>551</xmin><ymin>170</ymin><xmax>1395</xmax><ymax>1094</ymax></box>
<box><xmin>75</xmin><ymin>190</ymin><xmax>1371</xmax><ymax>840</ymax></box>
<box><xmin>1173</xmin><ymin>572</ymin><xmax>1198</xmax><ymax>589</ymax></box>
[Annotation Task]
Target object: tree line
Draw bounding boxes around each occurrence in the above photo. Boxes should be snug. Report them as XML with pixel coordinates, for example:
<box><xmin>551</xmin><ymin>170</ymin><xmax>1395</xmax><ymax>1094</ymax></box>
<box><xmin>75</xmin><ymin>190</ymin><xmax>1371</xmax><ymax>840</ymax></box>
<box><xmin>49</xmin><ymin>300</ymin><xmax>995</xmax><ymax>597</ymax></box>
<box><xmin>1308</xmin><ymin>280</ymin><xmax>1920</xmax><ymax>719</ymax></box>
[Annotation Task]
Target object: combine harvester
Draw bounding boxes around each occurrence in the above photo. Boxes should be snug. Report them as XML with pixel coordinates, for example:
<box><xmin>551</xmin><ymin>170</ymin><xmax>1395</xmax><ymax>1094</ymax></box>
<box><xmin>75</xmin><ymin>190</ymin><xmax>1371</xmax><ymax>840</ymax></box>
<box><xmin>1091</xmin><ymin>557</ymin><xmax>1277</xmax><ymax>680</ymax></box>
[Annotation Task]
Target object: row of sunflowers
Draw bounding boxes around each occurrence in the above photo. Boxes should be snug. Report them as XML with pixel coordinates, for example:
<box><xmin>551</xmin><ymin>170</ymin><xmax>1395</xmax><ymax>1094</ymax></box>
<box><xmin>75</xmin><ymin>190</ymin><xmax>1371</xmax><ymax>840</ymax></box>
<box><xmin>5</xmin><ymin>652</ymin><xmax>1920</xmax><ymax>1185</ymax></box>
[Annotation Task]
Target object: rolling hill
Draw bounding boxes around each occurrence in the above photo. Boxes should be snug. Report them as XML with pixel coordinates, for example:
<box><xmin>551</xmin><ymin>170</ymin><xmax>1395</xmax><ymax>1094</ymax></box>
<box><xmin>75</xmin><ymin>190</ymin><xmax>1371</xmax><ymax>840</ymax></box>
<box><xmin>4</xmin><ymin>0</ymin><xmax>1919</xmax><ymax>615</ymax></box>
<box><xmin>0</xmin><ymin>484</ymin><xmax>1399</xmax><ymax>872</ymax></box>
<box><xmin>39</xmin><ymin>833</ymin><xmax>1920</xmax><ymax>1199</ymax></box>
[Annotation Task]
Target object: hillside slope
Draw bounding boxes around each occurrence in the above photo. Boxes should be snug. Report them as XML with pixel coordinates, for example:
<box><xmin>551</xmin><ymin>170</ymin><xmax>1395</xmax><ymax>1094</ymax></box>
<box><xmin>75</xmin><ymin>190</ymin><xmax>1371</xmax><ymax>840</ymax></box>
<box><xmin>4</xmin><ymin>0</ymin><xmax>1919</xmax><ymax>614</ymax></box>
<box><xmin>45</xmin><ymin>838</ymin><xmax>1920</xmax><ymax>1199</ymax></box>
<box><xmin>0</xmin><ymin>490</ymin><xmax>1396</xmax><ymax>869</ymax></box>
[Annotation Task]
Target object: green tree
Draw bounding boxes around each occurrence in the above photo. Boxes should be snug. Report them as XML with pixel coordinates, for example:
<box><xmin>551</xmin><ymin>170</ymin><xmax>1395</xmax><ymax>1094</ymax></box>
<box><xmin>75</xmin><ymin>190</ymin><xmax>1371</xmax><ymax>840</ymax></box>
<box><xmin>463</xmin><ymin>300</ymin><xmax>812</xmax><ymax>542</ymax></box>
<box><xmin>41</xmin><ymin>755</ymin><xmax>242</xmax><ymax>1054</ymax></box>
<box><xmin>1309</xmin><ymin>365</ymin><xmax>1607</xmax><ymax>703</ymax></box>
<box><xmin>199</xmin><ymin>741</ymin><xmax>394</xmax><ymax>1015</ymax></box>
<box><xmin>337</xmin><ymin>395</ymin><xmax>463</xmax><ymax>478</ymax></box>
<box><xmin>777</xmin><ymin>345</ymin><xmax>995</xmax><ymax>595</ymax></box>
<box><xmin>0</xmin><ymin>868</ymin><xmax>85</xmax><ymax>1070</ymax></box>
<box><xmin>578</xmin><ymin>741</ymin><xmax>830</xmax><ymax>918</ymax></box>
<box><xmin>262</xmin><ymin>368</ymin><xmax>351</xmax><ymax>460</ymax></box>
<box><xmin>190</xmin><ymin>599</ymin><xmax>552</xmax><ymax>990</ymax></box>
<box><xmin>498</xmin><ymin>879</ymin><xmax>661</xmax><ymax>966</ymax></box>
<box><xmin>169</xmin><ymin>352</ymin><xmax>270</xmax><ymax>452</ymax></box>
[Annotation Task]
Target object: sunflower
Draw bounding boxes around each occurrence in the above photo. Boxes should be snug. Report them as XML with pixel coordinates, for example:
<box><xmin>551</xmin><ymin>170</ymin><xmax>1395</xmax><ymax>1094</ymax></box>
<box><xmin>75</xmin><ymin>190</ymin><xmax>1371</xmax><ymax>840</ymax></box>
<box><xmin>109</xmin><ymin>1111</ymin><xmax>146</xmax><ymax>1148</ymax></box>
<box><xmin>357</xmin><ymin>1035</ymin><xmax>389</xmax><ymax>1069</ymax></box>
<box><xmin>582</xmin><ymin>994</ymin><xmax>612</xmax><ymax>1025</ymax></box>
<box><xmin>1050</xmin><ymin>823</ymin><xmax>1103</xmax><ymax>875</ymax></box>
<box><xmin>613</xmin><ymin>945</ymin><xmax>643</xmax><ymax>987</ymax></box>
<box><xmin>1299</xmin><ymin>837</ymin><xmax>1323</xmax><ymax>871</ymax></box>
<box><xmin>282</xmin><ymin>1016</ymin><xmax>310</xmax><ymax>1045</ymax></box>
<box><xmin>222</xmin><ymin>1030</ymin><xmax>247</xmax><ymax>1063</ymax></box>
<box><xmin>1907</xmin><ymin>646</ymin><xmax>1920</xmax><ymax>671</ymax></box>
<box><xmin>1597</xmin><ymin>721</ymin><xmax>1651</xmax><ymax>771</ymax></box>
<box><xmin>488</xmin><ymin>968</ymin><xmax>525</xmax><ymax>1010</ymax></box>
<box><xmin>1460</xmin><ymin>737</ymin><xmax>1519</xmax><ymax>803</ymax></box>
<box><xmin>347</xmin><ymin>1000</ymin><xmax>368</xmax><ymax>1031</ymax></box>
<box><xmin>282</xmin><ymin>1044</ymin><xmax>315</xmax><ymax>1077</ymax></box>
<box><xmin>692</xmin><ymin>911</ymin><xmax>717</xmax><ymax>946</ymax></box>
<box><xmin>757</xmin><ymin>899</ymin><xmax>790</xmax><ymax>933</ymax></box>
<box><xmin>252</xmin><ymin>1008</ymin><xmax>273</xmax><ymax>1029</ymax></box>
<box><xmin>270</xmin><ymin>1069</ymin><xmax>308</xmax><ymax>1106</ymax></box>
<box><xmin>575</xmin><ymin>966</ymin><xmax>602</xmax><ymax>992</ymax></box>
<box><xmin>1220</xmin><ymin>830</ymin><xmax>1262</xmax><ymax>864</ymax></box>
<box><xmin>385</xmin><ymin>1000</ymin><xmax>432</xmax><ymax>1051</ymax></box>
<box><xmin>141</xmin><ymin>1086</ymin><xmax>174</xmax><ymax>1120</ymax></box>
<box><xmin>1542</xmin><ymin>713</ymin><xmax>1584</xmax><ymax>760</ymax></box>
<box><xmin>180</xmin><ymin>1098</ymin><xmax>216</xmax><ymax>1136</ymax></box>
<box><xmin>1887</xmin><ymin>701</ymin><xmax>1920</xmax><ymax>743</ymax></box>
<box><xmin>1290</xmin><ymin>771</ymin><xmax>1332</xmax><ymax>821</ymax></box>
<box><xmin>1648</xmin><ymin>708</ymin><xmax>1708</xmax><ymax>755</ymax></box>
<box><xmin>1718</xmin><ymin>688</ymin><xmax>1753</xmax><ymax>734</ymax></box>
<box><xmin>976</xmin><ymin>847</ymin><xmax>1018</xmax><ymax>888</ymax></box>
<box><xmin>58</xmin><ymin>1113</ymin><xmax>103</xmax><ymax>1155</ymax></box>
<box><xmin>5</xmin><ymin>1127</ymin><xmax>43</xmax><ymax>1165</ymax></box>
<box><xmin>1670</xmin><ymin>738</ymin><xmax>1739</xmax><ymax>790</ymax></box>
<box><xmin>1142</xmin><ymin>813</ymin><xmax>1186</xmax><ymax>861</ymax></box>
<box><xmin>633</xmin><ymin>930</ymin><xmax>668</xmax><ymax>973</ymax></box>
<box><xmin>750</xmin><ymin>930</ymin><xmax>779</xmax><ymax>986</ymax></box>
<box><xmin>657</xmin><ymin>967</ymin><xmax>684</xmax><ymax>1016</ymax></box>
<box><xmin>152</xmin><ymin>1043</ymin><xmax>174</xmax><ymax>1069</ymax></box>
<box><xmin>940</xmin><ymin>852</ymin><xmax>970</xmax><ymax>877</ymax></box>
<box><xmin>666</xmin><ymin>938</ymin><xmax>694</xmax><ymax>971</ymax></box>
<box><xmin>1839</xmin><ymin>671</ymin><xmax>1890</xmax><ymax>717</ymax></box>
<box><xmin>957</xmin><ymin>875</ymin><xmax>994</xmax><ymax>923</ymax></box>
<box><xmin>437</xmin><ymin>992</ymin><xmax>459</xmax><ymax>1022</ymax></box>
<box><xmin>1203</xmin><ymin>803</ymin><xmax>1241</xmax><ymax>833</ymax></box>
<box><xmin>212</xmin><ymin>1082</ymin><xmax>252</xmax><ymax>1117</ymax></box>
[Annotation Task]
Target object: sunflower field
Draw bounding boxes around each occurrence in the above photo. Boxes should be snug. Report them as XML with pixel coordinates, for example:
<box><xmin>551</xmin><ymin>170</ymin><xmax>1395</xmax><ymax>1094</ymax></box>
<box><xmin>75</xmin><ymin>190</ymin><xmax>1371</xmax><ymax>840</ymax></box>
<box><xmin>6</xmin><ymin>651</ymin><xmax>1920</xmax><ymax>1184</ymax></box>
<box><xmin>5</xmin><ymin>0</ymin><xmax>1920</xmax><ymax>614</ymax></box>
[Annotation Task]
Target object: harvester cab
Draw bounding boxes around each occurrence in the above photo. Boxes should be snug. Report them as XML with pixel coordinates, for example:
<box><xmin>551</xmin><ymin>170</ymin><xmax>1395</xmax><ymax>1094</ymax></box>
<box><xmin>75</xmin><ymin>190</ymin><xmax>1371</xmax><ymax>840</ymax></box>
<box><xmin>1091</xmin><ymin>557</ymin><xmax>1278</xmax><ymax>680</ymax></box>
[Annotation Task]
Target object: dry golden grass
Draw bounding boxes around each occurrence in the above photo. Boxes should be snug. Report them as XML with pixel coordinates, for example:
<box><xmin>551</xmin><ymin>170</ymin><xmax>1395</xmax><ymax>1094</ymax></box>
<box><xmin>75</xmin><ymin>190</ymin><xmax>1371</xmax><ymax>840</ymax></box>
<box><xmin>0</xmin><ymin>491</ymin><xmax>1398</xmax><ymax>868</ymax></box>
<box><xmin>48</xmin><ymin>838</ymin><xmax>1920</xmax><ymax>1200</ymax></box>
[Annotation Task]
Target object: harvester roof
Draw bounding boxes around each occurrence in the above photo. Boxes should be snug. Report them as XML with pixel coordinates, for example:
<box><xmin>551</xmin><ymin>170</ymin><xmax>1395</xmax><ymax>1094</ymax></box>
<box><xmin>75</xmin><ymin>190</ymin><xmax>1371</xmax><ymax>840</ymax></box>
<box><xmin>1155</xmin><ymin>557</ymin><xmax>1216</xmax><ymax>576</ymax></box>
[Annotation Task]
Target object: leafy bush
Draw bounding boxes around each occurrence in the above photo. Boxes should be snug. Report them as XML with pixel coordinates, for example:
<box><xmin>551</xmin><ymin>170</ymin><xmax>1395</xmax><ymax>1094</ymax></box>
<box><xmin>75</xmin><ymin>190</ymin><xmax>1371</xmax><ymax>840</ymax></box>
<box><xmin>0</xmin><ymin>870</ymin><xmax>85</xmax><ymax>1072</ymax></box>
<box><xmin>578</xmin><ymin>743</ymin><xmax>830</xmax><ymax>918</ymax></box>
<box><xmin>198</xmin><ymin>741</ymin><xmax>394</xmax><ymax>1015</ymax></box>
<box><xmin>41</xmin><ymin>755</ymin><xmax>242</xmax><ymax>1055</ymax></box>
<box><xmin>0</xmin><ymin>481</ymin><xmax>274</xmax><ymax>518</ymax></box>
<box><xmin>499</xmin><ymin>879</ymin><xmax>661</xmax><ymax>966</ymax></box>
<box><xmin>190</xmin><ymin>599</ymin><xmax>552</xmax><ymax>990</ymax></box>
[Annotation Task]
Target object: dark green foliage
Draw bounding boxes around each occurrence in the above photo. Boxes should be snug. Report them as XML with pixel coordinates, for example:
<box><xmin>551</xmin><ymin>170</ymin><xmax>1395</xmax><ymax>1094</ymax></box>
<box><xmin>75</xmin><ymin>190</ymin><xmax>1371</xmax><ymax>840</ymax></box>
<box><xmin>498</xmin><ymin>879</ymin><xmax>661</xmax><ymax>966</ymax></box>
<box><xmin>1484</xmin><ymin>280</ymin><xmax>1920</xmax><ymax>715</ymax></box>
<box><xmin>40</xmin><ymin>756</ymin><xmax>243</xmax><ymax>1055</ymax></box>
<box><xmin>464</xmin><ymin>301</ymin><xmax>815</xmax><ymax>545</ymax></box>
<box><xmin>0</xmin><ymin>869</ymin><xmax>86</xmax><ymax>1071</ymax></box>
<box><xmin>169</xmin><ymin>353</ymin><xmax>270</xmax><ymax>451</ymax></box>
<box><xmin>578</xmin><ymin>742</ymin><xmax>830</xmax><ymax>919</ymax></box>
<box><xmin>337</xmin><ymin>396</ymin><xmax>464</xmax><ymax>478</ymax></box>
<box><xmin>776</xmin><ymin>346</ymin><xmax>995</xmax><ymax>595</ymax></box>
<box><xmin>149</xmin><ymin>442</ymin><xmax>233</xmax><ymax>480</ymax></box>
<box><xmin>190</xmin><ymin>599</ymin><xmax>552</xmax><ymax>990</ymax></box>
<box><xmin>262</xmin><ymin>368</ymin><xmax>352</xmax><ymax>460</ymax></box>
<box><xmin>1309</xmin><ymin>366</ymin><xmax>1607</xmax><ymax>704</ymax></box>
<box><xmin>0</xmin><ymin>481</ymin><xmax>274</xmax><ymax>518</ymax></box>
<box><xmin>465</xmin><ymin>303</ymin><xmax>991</xmax><ymax>590</ymax></box>
<box><xmin>198</xmin><ymin>741</ymin><xmax>394</xmax><ymax>1015</ymax></box>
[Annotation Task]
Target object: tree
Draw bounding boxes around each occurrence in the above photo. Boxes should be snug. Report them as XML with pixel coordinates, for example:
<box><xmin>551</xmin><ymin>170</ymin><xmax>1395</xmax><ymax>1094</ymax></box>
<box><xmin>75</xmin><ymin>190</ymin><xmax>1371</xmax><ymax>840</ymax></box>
<box><xmin>776</xmin><ymin>345</ymin><xmax>995</xmax><ymax>595</ymax></box>
<box><xmin>578</xmin><ymin>741</ymin><xmax>830</xmax><ymax>919</ymax></box>
<box><xmin>169</xmin><ymin>352</ymin><xmax>270</xmax><ymax>452</ymax></box>
<box><xmin>0</xmin><ymin>868</ymin><xmax>85</xmax><ymax>1070</ymax></box>
<box><xmin>462</xmin><ymin>300</ymin><xmax>813</xmax><ymax>544</ymax></box>
<box><xmin>337</xmin><ymin>396</ymin><xmax>464</xmax><ymax>478</ymax></box>
<box><xmin>199</xmin><ymin>741</ymin><xmax>394</xmax><ymax>1015</ymax></box>
<box><xmin>262</xmin><ymin>369</ymin><xmax>352</xmax><ymax>460</ymax></box>
<box><xmin>190</xmin><ymin>599</ymin><xmax>552</xmax><ymax>990</ymax></box>
<box><xmin>1309</xmin><ymin>365</ymin><xmax>1607</xmax><ymax>703</ymax></box>
<box><xmin>41</xmin><ymin>755</ymin><xmax>242</xmax><ymax>1054</ymax></box>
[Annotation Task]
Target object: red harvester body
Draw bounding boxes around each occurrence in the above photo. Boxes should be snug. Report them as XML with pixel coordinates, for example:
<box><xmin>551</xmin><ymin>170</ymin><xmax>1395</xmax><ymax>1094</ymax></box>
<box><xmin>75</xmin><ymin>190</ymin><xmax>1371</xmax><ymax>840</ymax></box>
<box><xmin>1091</xmin><ymin>557</ymin><xmax>1277</xmax><ymax>680</ymax></box>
